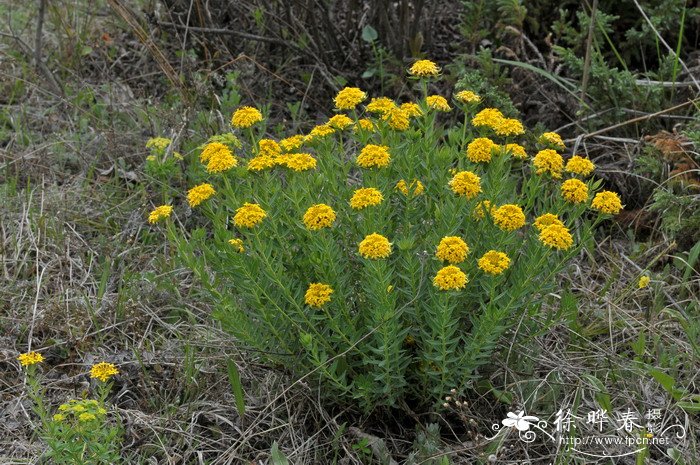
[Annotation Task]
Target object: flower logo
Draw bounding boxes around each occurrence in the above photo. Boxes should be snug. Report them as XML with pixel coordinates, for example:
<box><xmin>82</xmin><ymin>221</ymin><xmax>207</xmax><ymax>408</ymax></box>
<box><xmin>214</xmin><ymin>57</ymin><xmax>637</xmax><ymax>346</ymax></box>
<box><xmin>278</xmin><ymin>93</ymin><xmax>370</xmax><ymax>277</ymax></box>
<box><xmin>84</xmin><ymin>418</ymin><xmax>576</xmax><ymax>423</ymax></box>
<box><xmin>502</xmin><ymin>411</ymin><xmax>540</xmax><ymax>432</ymax></box>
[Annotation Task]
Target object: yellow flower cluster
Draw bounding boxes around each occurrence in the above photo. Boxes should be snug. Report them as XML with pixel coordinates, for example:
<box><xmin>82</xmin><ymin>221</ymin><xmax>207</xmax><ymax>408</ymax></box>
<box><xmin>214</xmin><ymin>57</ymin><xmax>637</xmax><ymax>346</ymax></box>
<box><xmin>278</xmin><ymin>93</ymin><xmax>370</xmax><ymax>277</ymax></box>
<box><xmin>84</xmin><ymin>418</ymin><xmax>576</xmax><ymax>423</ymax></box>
<box><xmin>54</xmin><ymin>399</ymin><xmax>106</xmax><ymax>424</ymax></box>
<box><xmin>328</xmin><ymin>114</ymin><xmax>354</xmax><ymax>130</ymax></box>
<box><xmin>357</xmin><ymin>144</ymin><xmax>391</xmax><ymax>168</ymax></box>
<box><xmin>478</xmin><ymin>250</ymin><xmax>511</xmax><ymax>275</ymax></box>
<box><xmin>334</xmin><ymin>87</ymin><xmax>367</xmax><ymax>110</ymax></box>
<box><xmin>435</xmin><ymin>236</ymin><xmax>469</xmax><ymax>264</ymax></box>
<box><xmin>307</xmin><ymin>124</ymin><xmax>335</xmax><ymax>141</ymax></box>
<box><xmin>539</xmin><ymin>223</ymin><xmax>573</xmax><ymax>250</ymax></box>
<box><xmin>281</xmin><ymin>153</ymin><xmax>317</xmax><ymax>172</ymax></box>
<box><xmin>473</xmin><ymin>200</ymin><xmax>494</xmax><ymax>220</ymax></box>
<box><xmin>467</xmin><ymin>137</ymin><xmax>497</xmax><ymax>163</ymax></box>
<box><xmin>228</xmin><ymin>238</ymin><xmax>245</xmax><ymax>252</ymax></box>
<box><xmin>591</xmin><ymin>191</ymin><xmax>623</xmax><ymax>214</ymax></box>
<box><xmin>426</xmin><ymin>95</ymin><xmax>451</xmax><ymax>112</ymax></box>
<box><xmin>259</xmin><ymin>139</ymin><xmax>281</xmax><ymax>157</ymax></box>
<box><xmin>383</xmin><ymin>106</ymin><xmax>410</xmax><ymax>131</ymax></box>
<box><xmin>350</xmin><ymin>187</ymin><xmax>384</xmax><ymax>209</ymax></box>
<box><xmin>359</xmin><ymin>233</ymin><xmax>392</xmax><ymax>259</ymax></box>
<box><xmin>148</xmin><ymin>205</ymin><xmax>173</xmax><ymax>224</ymax></box>
<box><xmin>472</xmin><ymin>108</ymin><xmax>504</xmax><ymax>128</ymax></box>
<box><xmin>400</xmin><ymin>102</ymin><xmax>422</xmax><ymax>117</ymax></box>
<box><xmin>409</xmin><ymin>59</ymin><xmax>440</xmax><ymax>77</ymax></box>
<box><xmin>455</xmin><ymin>90</ymin><xmax>481</xmax><ymax>104</ymax></box>
<box><xmin>200</xmin><ymin>142</ymin><xmax>238</xmax><ymax>173</ymax></box>
<box><xmin>247</xmin><ymin>155</ymin><xmax>276</xmax><ymax>172</ymax></box>
<box><xmin>18</xmin><ymin>351</ymin><xmax>44</xmax><ymax>366</ymax></box>
<box><xmin>494</xmin><ymin>118</ymin><xmax>525</xmax><ymax>137</ymax></box>
<box><xmin>366</xmin><ymin>97</ymin><xmax>395</xmax><ymax>115</ymax></box>
<box><xmin>234</xmin><ymin>203</ymin><xmax>267</xmax><ymax>228</ymax></box>
<box><xmin>492</xmin><ymin>204</ymin><xmax>526</xmax><ymax>231</ymax></box>
<box><xmin>355</xmin><ymin>118</ymin><xmax>375</xmax><ymax>132</ymax></box>
<box><xmin>187</xmin><ymin>183</ymin><xmax>216</xmax><ymax>207</ymax></box>
<box><xmin>504</xmin><ymin>143</ymin><xmax>528</xmax><ymax>159</ymax></box>
<box><xmin>146</xmin><ymin>137</ymin><xmax>171</xmax><ymax>151</ymax></box>
<box><xmin>534</xmin><ymin>213</ymin><xmax>563</xmax><ymax>231</ymax></box>
<box><xmin>561</xmin><ymin>179</ymin><xmax>589</xmax><ymax>204</ymax></box>
<box><xmin>305</xmin><ymin>283</ymin><xmax>334</xmax><ymax>307</ymax></box>
<box><xmin>90</xmin><ymin>362</ymin><xmax>119</xmax><ymax>382</ymax></box>
<box><xmin>280</xmin><ymin>135</ymin><xmax>304</xmax><ymax>152</ymax></box>
<box><xmin>433</xmin><ymin>265</ymin><xmax>468</xmax><ymax>290</ymax></box>
<box><xmin>231</xmin><ymin>106</ymin><xmax>263</xmax><ymax>128</ymax></box>
<box><xmin>539</xmin><ymin>132</ymin><xmax>565</xmax><ymax>150</ymax></box>
<box><xmin>565</xmin><ymin>155</ymin><xmax>595</xmax><ymax>177</ymax></box>
<box><xmin>533</xmin><ymin>149</ymin><xmax>564</xmax><ymax>178</ymax></box>
<box><xmin>449</xmin><ymin>171</ymin><xmax>482</xmax><ymax>199</ymax></box>
<box><xmin>638</xmin><ymin>275</ymin><xmax>651</xmax><ymax>289</ymax></box>
<box><xmin>395</xmin><ymin>179</ymin><xmax>424</xmax><ymax>197</ymax></box>
<box><xmin>303</xmin><ymin>204</ymin><xmax>337</xmax><ymax>230</ymax></box>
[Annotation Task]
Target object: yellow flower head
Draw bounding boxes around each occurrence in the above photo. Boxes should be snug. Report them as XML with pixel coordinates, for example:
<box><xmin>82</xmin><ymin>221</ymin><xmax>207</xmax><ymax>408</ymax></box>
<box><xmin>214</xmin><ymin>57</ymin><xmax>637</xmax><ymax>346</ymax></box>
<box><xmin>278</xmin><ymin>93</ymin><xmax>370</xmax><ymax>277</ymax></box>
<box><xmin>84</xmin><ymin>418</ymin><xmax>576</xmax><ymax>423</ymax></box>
<box><xmin>409</xmin><ymin>59</ymin><xmax>440</xmax><ymax>77</ymax></box>
<box><xmin>357</xmin><ymin>144</ymin><xmax>391</xmax><ymax>169</ymax></box>
<box><xmin>472</xmin><ymin>108</ymin><xmax>504</xmax><ymax>128</ymax></box>
<box><xmin>449</xmin><ymin>171</ymin><xmax>482</xmax><ymax>199</ymax></box>
<box><xmin>565</xmin><ymin>155</ymin><xmax>595</xmax><ymax>177</ymax></box>
<box><xmin>539</xmin><ymin>223</ymin><xmax>574</xmax><ymax>250</ymax></box>
<box><xmin>433</xmin><ymin>265</ymin><xmax>468</xmax><ymax>291</ymax></box>
<box><xmin>306</xmin><ymin>124</ymin><xmax>336</xmax><ymax>141</ymax></box>
<box><xmin>638</xmin><ymin>275</ymin><xmax>651</xmax><ymax>289</ymax></box>
<box><xmin>231</xmin><ymin>106</ymin><xmax>263</xmax><ymax>128</ymax></box>
<box><xmin>228</xmin><ymin>238</ymin><xmax>245</xmax><ymax>253</ymax></box>
<box><xmin>478</xmin><ymin>250</ymin><xmax>511</xmax><ymax>275</ymax></box>
<box><xmin>504</xmin><ymin>143</ymin><xmax>528</xmax><ymax>159</ymax></box>
<box><xmin>473</xmin><ymin>200</ymin><xmax>494</xmax><ymax>220</ymax></box>
<box><xmin>350</xmin><ymin>187</ymin><xmax>384</xmax><ymax>210</ymax></box>
<box><xmin>383</xmin><ymin>106</ymin><xmax>410</xmax><ymax>131</ymax></box>
<box><xmin>533</xmin><ymin>149</ymin><xmax>564</xmax><ymax>178</ymax></box>
<box><xmin>90</xmin><ymin>362</ymin><xmax>119</xmax><ymax>382</ymax></box>
<box><xmin>148</xmin><ymin>205</ymin><xmax>173</xmax><ymax>224</ymax></box>
<box><xmin>591</xmin><ymin>191</ymin><xmax>623</xmax><ymax>215</ymax></box>
<box><xmin>467</xmin><ymin>137</ymin><xmax>497</xmax><ymax>163</ymax></box>
<box><xmin>395</xmin><ymin>179</ymin><xmax>424</xmax><ymax>197</ymax></box>
<box><xmin>436</xmin><ymin>236</ymin><xmax>470</xmax><ymax>264</ymax></box>
<box><xmin>366</xmin><ymin>97</ymin><xmax>396</xmax><ymax>115</ymax></box>
<box><xmin>259</xmin><ymin>139</ymin><xmax>282</xmax><ymax>157</ymax></box>
<box><xmin>200</xmin><ymin>142</ymin><xmax>237</xmax><ymax>173</ymax></box>
<box><xmin>400</xmin><ymin>102</ymin><xmax>423</xmax><ymax>117</ymax></box>
<box><xmin>534</xmin><ymin>213</ymin><xmax>564</xmax><ymax>231</ymax></box>
<box><xmin>247</xmin><ymin>155</ymin><xmax>277</xmax><ymax>172</ymax></box>
<box><xmin>455</xmin><ymin>90</ymin><xmax>481</xmax><ymax>104</ymax></box>
<box><xmin>328</xmin><ymin>114</ymin><xmax>354</xmax><ymax>130</ymax></box>
<box><xmin>79</xmin><ymin>413</ymin><xmax>97</xmax><ymax>422</ymax></box>
<box><xmin>187</xmin><ymin>183</ymin><xmax>216</xmax><ymax>208</ymax></box>
<box><xmin>561</xmin><ymin>178</ymin><xmax>589</xmax><ymax>203</ymax></box>
<box><xmin>539</xmin><ymin>132</ymin><xmax>566</xmax><ymax>150</ymax></box>
<box><xmin>354</xmin><ymin>118</ymin><xmax>376</xmax><ymax>132</ymax></box>
<box><xmin>494</xmin><ymin>118</ymin><xmax>525</xmax><ymax>137</ymax></box>
<box><xmin>53</xmin><ymin>414</ymin><xmax>65</xmax><ymax>422</ymax></box>
<box><xmin>18</xmin><ymin>351</ymin><xmax>44</xmax><ymax>367</ymax></box>
<box><xmin>334</xmin><ymin>87</ymin><xmax>367</xmax><ymax>110</ymax></box>
<box><xmin>426</xmin><ymin>95</ymin><xmax>451</xmax><ymax>112</ymax></box>
<box><xmin>303</xmin><ymin>204</ymin><xmax>337</xmax><ymax>230</ymax></box>
<box><xmin>358</xmin><ymin>233</ymin><xmax>392</xmax><ymax>259</ymax></box>
<box><xmin>280</xmin><ymin>135</ymin><xmax>304</xmax><ymax>152</ymax></box>
<box><xmin>493</xmin><ymin>204</ymin><xmax>526</xmax><ymax>231</ymax></box>
<box><xmin>305</xmin><ymin>283</ymin><xmax>334</xmax><ymax>307</ymax></box>
<box><xmin>146</xmin><ymin>137</ymin><xmax>171</xmax><ymax>151</ymax></box>
<box><xmin>281</xmin><ymin>153</ymin><xmax>317</xmax><ymax>172</ymax></box>
<box><xmin>234</xmin><ymin>203</ymin><xmax>267</xmax><ymax>228</ymax></box>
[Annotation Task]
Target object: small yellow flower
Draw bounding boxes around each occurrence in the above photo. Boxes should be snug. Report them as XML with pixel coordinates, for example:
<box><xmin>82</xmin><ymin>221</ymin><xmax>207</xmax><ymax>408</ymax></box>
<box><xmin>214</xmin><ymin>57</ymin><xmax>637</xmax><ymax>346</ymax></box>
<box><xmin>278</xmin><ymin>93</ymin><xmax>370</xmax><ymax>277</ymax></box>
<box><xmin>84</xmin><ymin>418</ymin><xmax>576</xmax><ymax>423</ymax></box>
<box><xmin>234</xmin><ymin>203</ymin><xmax>267</xmax><ymax>228</ymax></box>
<box><xmin>426</xmin><ymin>95</ymin><xmax>451</xmax><ymax>112</ymax></box>
<box><xmin>449</xmin><ymin>171</ymin><xmax>482</xmax><ymax>199</ymax></box>
<box><xmin>395</xmin><ymin>179</ymin><xmax>424</xmax><ymax>197</ymax></box>
<box><xmin>303</xmin><ymin>204</ymin><xmax>337</xmax><ymax>230</ymax></box>
<box><xmin>433</xmin><ymin>265</ymin><xmax>468</xmax><ymax>291</ymax></box>
<box><xmin>455</xmin><ymin>90</ymin><xmax>481</xmax><ymax>104</ymax></box>
<box><xmin>383</xmin><ymin>106</ymin><xmax>410</xmax><ymax>131</ymax></box>
<box><xmin>493</xmin><ymin>204</ymin><xmax>526</xmax><ymax>231</ymax></box>
<box><xmin>409</xmin><ymin>59</ymin><xmax>440</xmax><ymax>77</ymax></box>
<box><xmin>280</xmin><ymin>135</ymin><xmax>304</xmax><ymax>152</ymax></box>
<box><xmin>539</xmin><ymin>223</ymin><xmax>574</xmax><ymax>250</ymax></box>
<box><xmin>473</xmin><ymin>200</ymin><xmax>494</xmax><ymax>220</ymax></box>
<box><xmin>258</xmin><ymin>139</ymin><xmax>282</xmax><ymax>157</ymax></box>
<box><xmin>478</xmin><ymin>250</ymin><xmax>511</xmax><ymax>275</ymax></box>
<box><xmin>18</xmin><ymin>351</ymin><xmax>44</xmax><ymax>367</ymax></box>
<box><xmin>281</xmin><ymin>153</ymin><xmax>317</xmax><ymax>172</ymax></box>
<box><xmin>533</xmin><ymin>149</ymin><xmax>564</xmax><ymax>178</ymax></box>
<box><xmin>436</xmin><ymin>237</ymin><xmax>469</xmax><ymax>264</ymax></box>
<box><xmin>472</xmin><ymin>108</ymin><xmax>504</xmax><ymax>128</ymax></box>
<box><xmin>561</xmin><ymin>179</ymin><xmax>589</xmax><ymax>204</ymax></box>
<box><xmin>228</xmin><ymin>238</ymin><xmax>245</xmax><ymax>253</ymax></box>
<box><xmin>504</xmin><ymin>143</ymin><xmax>528</xmax><ymax>159</ymax></box>
<box><xmin>350</xmin><ymin>187</ymin><xmax>384</xmax><ymax>210</ymax></box>
<box><xmin>52</xmin><ymin>414</ymin><xmax>65</xmax><ymax>422</ymax></box>
<box><xmin>467</xmin><ymin>137</ymin><xmax>497</xmax><ymax>163</ymax></box>
<box><xmin>247</xmin><ymin>155</ymin><xmax>276</xmax><ymax>172</ymax></box>
<box><xmin>400</xmin><ymin>102</ymin><xmax>423</xmax><ymax>117</ymax></box>
<box><xmin>494</xmin><ymin>118</ymin><xmax>525</xmax><ymax>137</ymax></box>
<box><xmin>187</xmin><ymin>183</ymin><xmax>216</xmax><ymax>208</ymax></box>
<box><xmin>357</xmin><ymin>144</ymin><xmax>391</xmax><ymax>169</ymax></box>
<box><xmin>366</xmin><ymin>97</ymin><xmax>396</xmax><ymax>115</ymax></box>
<box><xmin>591</xmin><ymin>191</ymin><xmax>623</xmax><ymax>215</ymax></box>
<box><xmin>78</xmin><ymin>413</ymin><xmax>97</xmax><ymax>422</ymax></box>
<box><xmin>146</xmin><ymin>137</ymin><xmax>171</xmax><ymax>151</ymax></box>
<box><xmin>305</xmin><ymin>283</ymin><xmax>334</xmax><ymax>307</ymax></box>
<box><xmin>539</xmin><ymin>132</ymin><xmax>566</xmax><ymax>150</ymax></box>
<box><xmin>354</xmin><ymin>118</ymin><xmax>376</xmax><ymax>132</ymax></box>
<box><xmin>148</xmin><ymin>205</ymin><xmax>173</xmax><ymax>224</ymax></box>
<box><xmin>328</xmin><ymin>114</ymin><xmax>354</xmax><ymax>130</ymax></box>
<box><xmin>638</xmin><ymin>275</ymin><xmax>651</xmax><ymax>289</ymax></box>
<box><xmin>534</xmin><ymin>213</ymin><xmax>564</xmax><ymax>231</ymax></box>
<box><xmin>306</xmin><ymin>124</ymin><xmax>335</xmax><ymax>141</ymax></box>
<box><xmin>565</xmin><ymin>155</ymin><xmax>596</xmax><ymax>177</ymax></box>
<box><xmin>358</xmin><ymin>233</ymin><xmax>392</xmax><ymax>259</ymax></box>
<box><xmin>146</xmin><ymin>155</ymin><xmax>157</xmax><ymax>162</ymax></box>
<box><xmin>231</xmin><ymin>106</ymin><xmax>263</xmax><ymax>128</ymax></box>
<box><xmin>90</xmin><ymin>362</ymin><xmax>119</xmax><ymax>382</ymax></box>
<box><xmin>334</xmin><ymin>87</ymin><xmax>367</xmax><ymax>110</ymax></box>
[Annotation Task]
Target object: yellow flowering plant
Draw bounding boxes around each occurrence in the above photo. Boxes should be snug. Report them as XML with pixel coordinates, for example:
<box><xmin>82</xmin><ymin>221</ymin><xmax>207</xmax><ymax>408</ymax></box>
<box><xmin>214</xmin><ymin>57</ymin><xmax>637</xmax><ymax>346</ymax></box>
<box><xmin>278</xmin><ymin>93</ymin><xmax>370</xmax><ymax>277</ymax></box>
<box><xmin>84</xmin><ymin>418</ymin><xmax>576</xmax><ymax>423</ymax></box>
<box><xmin>155</xmin><ymin>65</ymin><xmax>621</xmax><ymax>412</ymax></box>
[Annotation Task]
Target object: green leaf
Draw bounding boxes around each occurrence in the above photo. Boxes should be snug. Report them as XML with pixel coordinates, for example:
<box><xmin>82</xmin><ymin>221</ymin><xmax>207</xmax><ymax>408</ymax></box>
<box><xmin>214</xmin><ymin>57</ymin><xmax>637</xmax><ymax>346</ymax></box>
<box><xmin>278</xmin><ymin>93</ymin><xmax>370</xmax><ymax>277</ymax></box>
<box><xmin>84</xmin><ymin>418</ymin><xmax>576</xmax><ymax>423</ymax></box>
<box><xmin>649</xmin><ymin>368</ymin><xmax>680</xmax><ymax>400</ymax></box>
<box><xmin>582</xmin><ymin>374</ymin><xmax>612</xmax><ymax>413</ymax></box>
<box><xmin>362</xmin><ymin>25</ymin><xmax>378</xmax><ymax>43</ymax></box>
<box><xmin>226</xmin><ymin>359</ymin><xmax>246</xmax><ymax>417</ymax></box>
<box><xmin>362</xmin><ymin>68</ymin><xmax>377</xmax><ymax>79</ymax></box>
<box><xmin>270</xmin><ymin>441</ymin><xmax>289</xmax><ymax>465</ymax></box>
